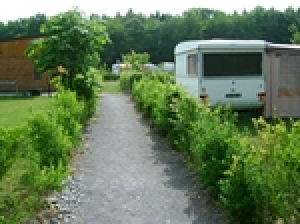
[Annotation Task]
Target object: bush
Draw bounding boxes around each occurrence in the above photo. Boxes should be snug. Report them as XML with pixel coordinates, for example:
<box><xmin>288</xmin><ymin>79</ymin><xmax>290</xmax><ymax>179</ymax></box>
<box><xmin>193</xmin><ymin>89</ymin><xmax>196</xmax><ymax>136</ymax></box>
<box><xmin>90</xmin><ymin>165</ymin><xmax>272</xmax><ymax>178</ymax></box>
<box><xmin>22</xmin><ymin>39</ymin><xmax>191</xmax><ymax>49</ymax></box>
<box><xmin>27</xmin><ymin>112</ymin><xmax>71</xmax><ymax>168</ymax></box>
<box><xmin>120</xmin><ymin>71</ymin><xmax>143</xmax><ymax>92</ymax></box>
<box><xmin>131</xmin><ymin>74</ymin><xmax>178</xmax><ymax>135</ymax></box>
<box><xmin>103</xmin><ymin>72</ymin><xmax>119</xmax><ymax>81</ymax></box>
<box><xmin>147</xmin><ymin>71</ymin><xmax>175</xmax><ymax>84</ymax></box>
<box><xmin>0</xmin><ymin>154</ymin><xmax>68</xmax><ymax>223</ymax></box>
<box><xmin>49</xmin><ymin>88</ymin><xmax>84</xmax><ymax>146</ymax></box>
<box><xmin>167</xmin><ymin>90</ymin><xmax>200</xmax><ymax>152</ymax></box>
<box><xmin>130</xmin><ymin>71</ymin><xmax>300</xmax><ymax>223</ymax></box>
<box><xmin>71</xmin><ymin>67</ymin><xmax>102</xmax><ymax>120</ymax></box>
<box><xmin>0</xmin><ymin>87</ymin><xmax>87</xmax><ymax>223</ymax></box>
<box><xmin>0</xmin><ymin>127</ymin><xmax>27</xmax><ymax>179</ymax></box>
<box><xmin>188</xmin><ymin>106</ymin><xmax>238</xmax><ymax>196</ymax></box>
<box><xmin>218</xmin><ymin>133</ymin><xmax>256</xmax><ymax>223</ymax></box>
<box><xmin>242</xmin><ymin>118</ymin><xmax>300</xmax><ymax>223</ymax></box>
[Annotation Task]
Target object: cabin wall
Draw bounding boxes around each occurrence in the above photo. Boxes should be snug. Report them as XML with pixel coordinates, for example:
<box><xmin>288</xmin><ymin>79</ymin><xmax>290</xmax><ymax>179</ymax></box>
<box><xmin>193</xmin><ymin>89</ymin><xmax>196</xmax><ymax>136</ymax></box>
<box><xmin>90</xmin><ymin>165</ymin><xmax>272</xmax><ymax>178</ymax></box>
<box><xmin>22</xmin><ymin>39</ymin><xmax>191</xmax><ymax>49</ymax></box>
<box><xmin>0</xmin><ymin>38</ymin><xmax>54</xmax><ymax>92</ymax></box>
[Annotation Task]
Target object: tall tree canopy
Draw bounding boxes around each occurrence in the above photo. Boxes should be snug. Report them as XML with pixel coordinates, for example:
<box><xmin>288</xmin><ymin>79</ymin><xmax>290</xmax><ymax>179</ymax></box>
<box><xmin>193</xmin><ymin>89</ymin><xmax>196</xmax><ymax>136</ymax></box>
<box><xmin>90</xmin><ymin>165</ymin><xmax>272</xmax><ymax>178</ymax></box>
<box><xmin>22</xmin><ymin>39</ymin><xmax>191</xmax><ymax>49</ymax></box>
<box><xmin>1</xmin><ymin>6</ymin><xmax>300</xmax><ymax>66</ymax></box>
<box><xmin>25</xmin><ymin>8</ymin><xmax>109</xmax><ymax>95</ymax></box>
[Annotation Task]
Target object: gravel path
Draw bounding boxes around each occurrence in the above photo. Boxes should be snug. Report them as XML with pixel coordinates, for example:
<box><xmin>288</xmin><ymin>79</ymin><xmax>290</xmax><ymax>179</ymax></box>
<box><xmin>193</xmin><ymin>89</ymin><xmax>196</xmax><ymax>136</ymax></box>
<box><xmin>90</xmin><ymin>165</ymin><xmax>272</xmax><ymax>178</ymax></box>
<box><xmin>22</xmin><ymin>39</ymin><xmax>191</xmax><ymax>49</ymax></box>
<box><xmin>41</xmin><ymin>93</ymin><xmax>228</xmax><ymax>223</ymax></box>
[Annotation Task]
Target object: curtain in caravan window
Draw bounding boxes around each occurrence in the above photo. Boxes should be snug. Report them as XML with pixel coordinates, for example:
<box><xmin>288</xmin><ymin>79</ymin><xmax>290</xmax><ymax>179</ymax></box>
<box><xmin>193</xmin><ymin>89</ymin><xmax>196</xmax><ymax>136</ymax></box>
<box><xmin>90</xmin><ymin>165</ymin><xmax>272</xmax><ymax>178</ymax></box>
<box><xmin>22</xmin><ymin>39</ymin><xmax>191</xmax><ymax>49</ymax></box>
<box><xmin>187</xmin><ymin>54</ymin><xmax>197</xmax><ymax>75</ymax></box>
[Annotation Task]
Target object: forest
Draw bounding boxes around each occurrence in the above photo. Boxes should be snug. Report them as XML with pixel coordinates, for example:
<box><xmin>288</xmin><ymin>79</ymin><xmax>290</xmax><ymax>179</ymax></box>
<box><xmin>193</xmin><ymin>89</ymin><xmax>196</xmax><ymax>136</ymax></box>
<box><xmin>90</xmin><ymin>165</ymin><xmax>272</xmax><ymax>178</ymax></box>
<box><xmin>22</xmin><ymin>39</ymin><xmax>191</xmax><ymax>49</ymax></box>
<box><xmin>1</xmin><ymin>6</ymin><xmax>300</xmax><ymax>66</ymax></box>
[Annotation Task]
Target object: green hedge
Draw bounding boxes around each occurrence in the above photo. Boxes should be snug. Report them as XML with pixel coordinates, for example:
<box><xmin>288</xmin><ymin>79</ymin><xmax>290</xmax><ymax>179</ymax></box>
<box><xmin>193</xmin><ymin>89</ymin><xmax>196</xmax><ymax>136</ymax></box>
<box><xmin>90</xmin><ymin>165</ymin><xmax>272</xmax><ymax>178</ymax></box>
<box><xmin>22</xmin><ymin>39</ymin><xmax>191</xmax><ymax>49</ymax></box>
<box><xmin>0</xmin><ymin>127</ymin><xmax>26</xmax><ymax>179</ymax></box>
<box><xmin>127</xmin><ymin>71</ymin><xmax>300</xmax><ymax>223</ymax></box>
<box><xmin>0</xmin><ymin>71</ymin><xmax>101</xmax><ymax>223</ymax></box>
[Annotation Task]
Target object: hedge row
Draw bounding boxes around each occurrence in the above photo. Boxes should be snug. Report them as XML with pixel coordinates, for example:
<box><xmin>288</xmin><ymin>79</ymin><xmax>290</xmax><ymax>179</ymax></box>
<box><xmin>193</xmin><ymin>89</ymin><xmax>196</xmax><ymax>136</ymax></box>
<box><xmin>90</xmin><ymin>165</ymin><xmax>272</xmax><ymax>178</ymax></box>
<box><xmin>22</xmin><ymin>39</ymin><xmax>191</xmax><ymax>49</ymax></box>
<box><xmin>0</xmin><ymin>70</ymin><xmax>101</xmax><ymax>223</ymax></box>
<box><xmin>122</xmin><ymin>71</ymin><xmax>299</xmax><ymax>223</ymax></box>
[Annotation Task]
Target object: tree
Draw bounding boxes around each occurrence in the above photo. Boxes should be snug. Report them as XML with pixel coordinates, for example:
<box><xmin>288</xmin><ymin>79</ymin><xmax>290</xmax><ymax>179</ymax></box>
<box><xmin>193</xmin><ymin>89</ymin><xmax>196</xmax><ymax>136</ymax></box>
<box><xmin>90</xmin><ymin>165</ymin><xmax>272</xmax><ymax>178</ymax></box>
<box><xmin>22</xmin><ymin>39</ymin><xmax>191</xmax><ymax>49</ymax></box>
<box><xmin>0</xmin><ymin>14</ymin><xmax>46</xmax><ymax>40</ymax></box>
<box><xmin>25</xmin><ymin>7</ymin><xmax>109</xmax><ymax>96</ymax></box>
<box><xmin>289</xmin><ymin>23</ymin><xmax>300</xmax><ymax>44</ymax></box>
<box><xmin>122</xmin><ymin>50</ymin><xmax>150</xmax><ymax>72</ymax></box>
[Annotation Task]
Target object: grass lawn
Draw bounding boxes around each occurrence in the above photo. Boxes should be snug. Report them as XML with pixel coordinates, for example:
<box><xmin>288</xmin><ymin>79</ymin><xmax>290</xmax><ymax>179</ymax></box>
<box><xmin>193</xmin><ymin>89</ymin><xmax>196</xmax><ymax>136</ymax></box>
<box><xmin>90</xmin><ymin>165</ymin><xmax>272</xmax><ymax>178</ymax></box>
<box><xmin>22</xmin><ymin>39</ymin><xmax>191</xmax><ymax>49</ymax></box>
<box><xmin>0</xmin><ymin>96</ymin><xmax>50</xmax><ymax>127</ymax></box>
<box><xmin>101</xmin><ymin>80</ymin><xmax>121</xmax><ymax>93</ymax></box>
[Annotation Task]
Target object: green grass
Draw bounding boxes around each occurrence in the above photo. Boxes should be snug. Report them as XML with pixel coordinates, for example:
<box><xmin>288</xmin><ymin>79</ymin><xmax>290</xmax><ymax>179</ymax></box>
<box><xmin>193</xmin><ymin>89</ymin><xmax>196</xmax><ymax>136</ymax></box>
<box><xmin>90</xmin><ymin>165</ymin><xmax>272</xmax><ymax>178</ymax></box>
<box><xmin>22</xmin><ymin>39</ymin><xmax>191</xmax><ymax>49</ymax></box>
<box><xmin>0</xmin><ymin>96</ymin><xmax>50</xmax><ymax>127</ymax></box>
<box><xmin>235</xmin><ymin>109</ymin><xmax>297</xmax><ymax>136</ymax></box>
<box><xmin>235</xmin><ymin>110</ymin><xmax>260</xmax><ymax>135</ymax></box>
<box><xmin>101</xmin><ymin>80</ymin><xmax>121</xmax><ymax>93</ymax></box>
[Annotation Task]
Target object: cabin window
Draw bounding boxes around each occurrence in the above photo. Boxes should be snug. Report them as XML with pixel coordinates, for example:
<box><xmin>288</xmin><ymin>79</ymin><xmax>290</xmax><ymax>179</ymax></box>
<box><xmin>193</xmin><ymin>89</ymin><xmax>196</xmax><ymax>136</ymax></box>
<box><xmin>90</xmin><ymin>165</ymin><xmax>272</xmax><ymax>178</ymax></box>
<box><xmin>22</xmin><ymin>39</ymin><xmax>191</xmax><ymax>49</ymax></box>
<box><xmin>34</xmin><ymin>70</ymin><xmax>41</xmax><ymax>80</ymax></box>
<box><xmin>187</xmin><ymin>54</ymin><xmax>198</xmax><ymax>76</ymax></box>
<box><xmin>203</xmin><ymin>53</ymin><xmax>262</xmax><ymax>77</ymax></box>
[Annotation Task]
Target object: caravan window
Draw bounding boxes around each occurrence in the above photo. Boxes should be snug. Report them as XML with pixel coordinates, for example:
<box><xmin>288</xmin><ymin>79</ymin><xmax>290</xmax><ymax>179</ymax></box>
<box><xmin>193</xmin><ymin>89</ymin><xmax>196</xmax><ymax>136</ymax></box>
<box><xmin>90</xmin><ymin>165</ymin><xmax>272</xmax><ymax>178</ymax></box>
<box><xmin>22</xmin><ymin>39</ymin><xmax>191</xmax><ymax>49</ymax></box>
<box><xmin>187</xmin><ymin>54</ymin><xmax>198</xmax><ymax>76</ymax></box>
<box><xmin>203</xmin><ymin>53</ymin><xmax>262</xmax><ymax>77</ymax></box>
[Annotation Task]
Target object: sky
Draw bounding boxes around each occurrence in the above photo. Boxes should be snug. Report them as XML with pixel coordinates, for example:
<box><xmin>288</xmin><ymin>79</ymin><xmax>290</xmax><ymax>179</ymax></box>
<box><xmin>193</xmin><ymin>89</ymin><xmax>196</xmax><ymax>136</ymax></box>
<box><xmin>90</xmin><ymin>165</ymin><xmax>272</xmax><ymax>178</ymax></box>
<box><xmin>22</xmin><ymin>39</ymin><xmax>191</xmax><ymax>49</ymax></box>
<box><xmin>1</xmin><ymin>0</ymin><xmax>300</xmax><ymax>22</ymax></box>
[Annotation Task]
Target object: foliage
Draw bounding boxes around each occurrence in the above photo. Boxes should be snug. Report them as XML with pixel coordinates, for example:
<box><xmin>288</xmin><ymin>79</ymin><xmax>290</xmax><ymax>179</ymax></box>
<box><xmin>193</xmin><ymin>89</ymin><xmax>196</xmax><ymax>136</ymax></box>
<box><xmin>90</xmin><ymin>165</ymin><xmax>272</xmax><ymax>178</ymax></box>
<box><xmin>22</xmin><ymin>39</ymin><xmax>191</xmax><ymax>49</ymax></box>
<box><xmin>2</xmin><ymin>7</ymin><xmax>300</xmax><ymax>68</ymax></box>
<box><xmin>100</xmin><ymin>7</ymin><xmax>300</xmax><ymax>66</ymax></box>
<box><xmin>0</xmin><ymin>13</ymin><xmax>46</xmax><ymax>40</ymax></box>
<box><xmin>0</xmin><ymin>86</ymin><xmax>89</xmax><ymax>222</ymax></box>
<box><xmin>101</xmin><ymin>65</ymin><xmax>120</xmax><ymax>81</ymax></box>
<box><xmin>242</xmin><ymin>117</ymin><xmax>300</xmax><ymax>223</ymax></box>
<box><xmin>27</xmin><ymin>111</ymin><xmax>71</xmax><ymax>168</ymax></box>
<box><xmin>132</xmin><ymin>72</ymin><xmax>177</xmax><ymax>134</ymax></box>
<box><xmin>25</xmin><ymin>7</ymin><xmax>109</xmax><ymax>101</ymax></box>
<box><xmin>130</xmin><ymin>71</ymin><xmax>300</xmax><ymax>223</ymax></box>
<box><xmin>0</xmin><ymin>155</ymin><xmax>68</xmax><ymax>223</ymax></box>
<box><xmin>167</xmin><ymin>89</ymin><xmax>201</xmax><ymax>151</ymax></box>
<box><xmin>218</xmin><ymin>133</ymin><xmax>256</xmax><ymax>223</ymax></box>
<box><xmin>182</xmin><ymin>105</ymin><xmax>237</xmax><ymax>196</ymax></box>
<box><xmin>71</xmin><ymin>67</ymin><xmax>102</xmax><ymax>120</ymax></box>
<box><xmin>48</xmin><ymin>87</ymin><xmax>84</xmax><ymax>146</ymax></box>
<box><xmin>0</xmin><ymin>127</ymin><xmax>26</xmax><ymax>179</ymax></box>
<box><xmin>122</xmin><ymin>50</ymin><xmax>150</xmax><ymax>72</ymax></box>
<box><xmin>120</xmin><ymin>71</ymin><xmax>143</xmax><ymax>92</ymax></box>
<box><xmin>289</xmin><ymin>23</ymin><xmax>300</xmax><ymax>44</ymax></box>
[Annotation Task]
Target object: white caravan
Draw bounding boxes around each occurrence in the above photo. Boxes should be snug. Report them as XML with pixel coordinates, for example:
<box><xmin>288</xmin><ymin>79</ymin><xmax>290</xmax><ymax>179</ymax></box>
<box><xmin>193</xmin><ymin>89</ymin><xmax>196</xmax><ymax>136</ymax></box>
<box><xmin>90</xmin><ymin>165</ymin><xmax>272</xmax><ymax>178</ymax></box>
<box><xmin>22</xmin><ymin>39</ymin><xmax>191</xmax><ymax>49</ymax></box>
<box><xmin>174</xmin><ymin>39</ymin><xmax>267</xmax><ymax>109</ymax></box>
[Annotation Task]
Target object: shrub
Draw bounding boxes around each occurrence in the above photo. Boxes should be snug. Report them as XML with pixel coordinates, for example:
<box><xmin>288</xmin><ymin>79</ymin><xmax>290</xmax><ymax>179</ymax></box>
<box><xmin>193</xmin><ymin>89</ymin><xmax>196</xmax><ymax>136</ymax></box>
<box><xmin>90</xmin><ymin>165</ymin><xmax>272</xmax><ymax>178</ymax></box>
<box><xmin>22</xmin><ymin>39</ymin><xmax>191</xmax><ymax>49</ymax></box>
<box><xmin>0</xmin><ymin>154</ymin><xmax>68</xmax><ymax>223</ymax></box>
<box><xmin>49</xmin><ymin>88</ymin><xmax>84</xmax><ymax>146</ymax></box>
<box><xmin>0</xmin><ymin>87</ymin><xmax>86</xmax><ymax>223</ymax></box>
<box><xmin>188</xmin><ymin>106</ymin><xmax>238</xmax><ymax>196</ymax></box>
<box><xmin>147</xmin><ymin>71</ymin><xmax>175</xmax><ymax>84</ymax></box>
<box><xmin>218</xmin><ymin>133</ymin><xmax>256</xmax><ymax>223</ymax></box>
<box><xmin>242</xmin><ymin>117</ymin><xmax>300</xmax><ymax>223</ymax></box>
<box><xmin>167</xmin><ymin>89</ymin><xmax>200</xmax><ymax>152</ymax></box>
<box><xmin>0</xmin><ymin>127</ymin><xmax>27</xmax><ymax>179</ymax></box>
<box><xmin>130</xmin><ymin>70</ymin><xmax>300</xmax><ymax>223</ymax></box>
<box><xmin>103</xmin><ymin>72</ymin><xmax>119</xmax><ymax>81</ymax></box>
<box><xmin>71</xmin><ymin>67</ymin><xmax>102</xmax><ymax>120</ymax></box>
<box><xmin>27</xmin><ymin>111</ymin><xmax>71</xmax><ymax>168</ymax></box>
<box><xmin>120</xmin><ymin>71</ymin><xmax>143</xmax><ymax>92</ymax></box>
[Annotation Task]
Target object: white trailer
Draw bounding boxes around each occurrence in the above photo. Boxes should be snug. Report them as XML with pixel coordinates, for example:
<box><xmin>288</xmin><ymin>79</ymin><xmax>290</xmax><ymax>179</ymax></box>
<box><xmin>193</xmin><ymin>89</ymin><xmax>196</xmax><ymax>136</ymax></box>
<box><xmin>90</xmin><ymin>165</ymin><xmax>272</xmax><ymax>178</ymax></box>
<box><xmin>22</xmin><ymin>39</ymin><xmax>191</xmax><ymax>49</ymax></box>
<box><xmin>174</xmin><ymin>39</ymin><xmax>267</xmax><ymax>109</ymax></box>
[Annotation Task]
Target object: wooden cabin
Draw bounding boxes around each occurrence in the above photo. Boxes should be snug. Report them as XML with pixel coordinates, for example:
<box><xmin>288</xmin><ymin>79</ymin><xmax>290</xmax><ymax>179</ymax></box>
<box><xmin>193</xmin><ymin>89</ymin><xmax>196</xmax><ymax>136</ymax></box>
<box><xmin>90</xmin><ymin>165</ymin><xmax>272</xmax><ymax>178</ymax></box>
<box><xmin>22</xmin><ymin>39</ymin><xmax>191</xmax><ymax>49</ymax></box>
<box><xmin>0</xmin><ymin>37</ymin><xmax>55</xmax><ymax>94</ymax></box>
